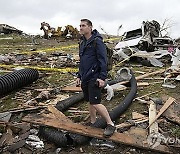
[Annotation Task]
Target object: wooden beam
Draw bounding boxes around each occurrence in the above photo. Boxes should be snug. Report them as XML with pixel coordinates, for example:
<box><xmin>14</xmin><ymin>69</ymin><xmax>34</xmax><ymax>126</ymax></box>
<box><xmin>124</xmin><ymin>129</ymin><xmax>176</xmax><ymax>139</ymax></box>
<box><xmin>149</xmin><ymin>100</ymin><xmax>158</xmax><ymax>134</ymax></box>
<box><xmin>61</xmin><ymin>85</ymin><xmax>82</xmax><ymax>92</ymax></box>
<box><xmin>62</xmin><ymin>82</ymin><xmax>149</xmax><ymax>92</ymax></box>
<box><xmin>134</xmin><ymin>91</ymin><xmax>159</xmax><ymax>101</ymax></box>
<box><xmin>119</xmin><ymin>69</ymin><xmax>165</xmax><ymax>85</ymax></box>
<box><xmin>22</xmin><ymin>114</ymin><xmax>171</xmax><ymax>153</ymax></box>
<box><xmin>48</xmin><ymin>105</ymin><xmax>73</xmax><ymax>123</ymax></box>
<box><xmin>147</xmin><ymin>97</ymin><xmax>175</xmax><ymax>128</ymax></box>
<box><xmin>1</xmin><ymin>106</ymin><xmax>45</xmax><ymax>114</ymax></box>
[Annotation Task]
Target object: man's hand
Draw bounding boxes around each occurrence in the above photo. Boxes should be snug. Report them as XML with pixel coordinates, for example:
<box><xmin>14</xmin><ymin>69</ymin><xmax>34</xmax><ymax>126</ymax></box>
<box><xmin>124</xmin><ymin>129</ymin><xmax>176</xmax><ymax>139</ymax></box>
<box><xmin>76</xmin><ymin>78</ymin><xmax>81</xmax><ymax>87</ymax></box>
<box><xmin>96</xmin><ymin>78</ymin><xmax>105</xmax><ymax>88</ymax></box>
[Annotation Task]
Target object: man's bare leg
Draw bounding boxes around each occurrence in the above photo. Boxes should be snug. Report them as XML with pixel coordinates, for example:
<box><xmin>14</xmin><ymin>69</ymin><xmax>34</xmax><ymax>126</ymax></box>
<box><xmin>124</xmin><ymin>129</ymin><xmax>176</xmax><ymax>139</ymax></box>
<box><xmin>92</xmin><ymin>104</ymin><xmax>114</xmax><ymax>125</ymax></box>
<box><xmin>92</xmin><ymin>104</ymin><xmax>116</xmax><ymax>137</ymax></box>
<box><xmin>89</xmin><ymin>104</ymin><xmax>97</xmax><ymax>123</ymax></box>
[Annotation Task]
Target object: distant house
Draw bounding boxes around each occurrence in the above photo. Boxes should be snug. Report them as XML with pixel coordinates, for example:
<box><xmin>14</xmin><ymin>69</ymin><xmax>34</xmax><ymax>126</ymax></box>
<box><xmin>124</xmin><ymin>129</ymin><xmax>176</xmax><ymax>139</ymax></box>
<box><xmin>0</xmin><ymin>24</ymin><xmax>23</xmax><ymax>34</ymax></box>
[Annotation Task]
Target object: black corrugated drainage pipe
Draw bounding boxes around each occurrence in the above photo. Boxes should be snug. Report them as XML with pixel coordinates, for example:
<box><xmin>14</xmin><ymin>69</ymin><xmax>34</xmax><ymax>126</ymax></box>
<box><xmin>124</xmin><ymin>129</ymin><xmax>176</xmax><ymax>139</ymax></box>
<box><xmin>54</xmin><ymin>80</ymin><xmax>125</xmax><ymax>112</ymax></box>
<box><xmin>39</xmin><ymin>70</ymin><xmax>137</xmax><ymax>147</ymax></box>
<box><xmin>0</xmin><ymin>68</ymin><xmax>39</xmax><ymax>96</ymax></box>
<box><xmin>55</xmin><ymin>66</ymin><xmax>132</xmax><ymax>111</ymax></box>
<box><xmin>70</xmin><ymin>70</ymin><xmax>137</xmax><ymax>145</ymax></box>
<box><xmin>55</xmin><ymin>92</ymin><xmax>84</xmax><ymax>112</ymax></box>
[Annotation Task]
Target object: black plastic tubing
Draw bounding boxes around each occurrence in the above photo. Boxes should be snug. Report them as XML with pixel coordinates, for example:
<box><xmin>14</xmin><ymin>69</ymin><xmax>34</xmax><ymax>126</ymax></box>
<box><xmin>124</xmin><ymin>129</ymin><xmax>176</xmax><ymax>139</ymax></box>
<box><xmin>70</xmin><ymin>70</ymin><xmax>137</xmax><ymax>145</ymax></box>
<box><xmin>39</xmin><ymin>70</ymin><xmax>137</xmax><ymax>147</ymax></box>
<box><xmin>0</xmin><ymin>68</ymin><xmax>39</xmax><ymax>96</ymax></box>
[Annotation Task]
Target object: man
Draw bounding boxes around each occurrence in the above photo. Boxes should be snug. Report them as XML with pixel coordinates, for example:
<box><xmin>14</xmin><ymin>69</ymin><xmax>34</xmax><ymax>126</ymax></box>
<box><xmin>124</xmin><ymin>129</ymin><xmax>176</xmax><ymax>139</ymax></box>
<box><xmin>76</xmin><ymin>19</ymin><xmax>116</xmax><ymax>137</ymax></box>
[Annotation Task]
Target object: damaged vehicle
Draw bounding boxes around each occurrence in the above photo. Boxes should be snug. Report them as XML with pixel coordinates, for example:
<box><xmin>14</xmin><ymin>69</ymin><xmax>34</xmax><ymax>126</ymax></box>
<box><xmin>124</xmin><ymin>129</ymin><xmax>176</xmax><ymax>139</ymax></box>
<box><xmin>113</xmin><ymin>20</ymin><xmax>177</xmax><ymax>67</ymax></box>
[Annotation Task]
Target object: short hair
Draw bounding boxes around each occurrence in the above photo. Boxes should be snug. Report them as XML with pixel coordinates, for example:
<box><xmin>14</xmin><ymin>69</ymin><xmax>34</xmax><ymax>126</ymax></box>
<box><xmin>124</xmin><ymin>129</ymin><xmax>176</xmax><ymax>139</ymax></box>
<box><xmin>81</xmin><ymin>19</ymin><xmax>92</xmax><ymax>26</ymax></box>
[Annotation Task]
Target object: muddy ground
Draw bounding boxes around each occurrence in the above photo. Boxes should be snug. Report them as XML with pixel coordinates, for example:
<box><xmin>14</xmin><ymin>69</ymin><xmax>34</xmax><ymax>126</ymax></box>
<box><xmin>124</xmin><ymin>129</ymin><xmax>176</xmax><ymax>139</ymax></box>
<box><xmin>0</xmin><ymin>34</ymin><xmax>180</xmax><ymax>154</ymax></box>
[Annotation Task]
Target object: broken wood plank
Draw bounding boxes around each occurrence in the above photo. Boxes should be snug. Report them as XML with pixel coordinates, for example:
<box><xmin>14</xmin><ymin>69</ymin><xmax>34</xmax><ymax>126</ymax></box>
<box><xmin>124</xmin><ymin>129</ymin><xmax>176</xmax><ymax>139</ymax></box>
<box><xmin>135</xmin><ymin>71</ymin><xmax>146</xmax><ymax>74</ymax></box>
<box><xmin>143</xmin><ymin>77</ymin><xmax>164</xmax><ymax>80</ymax></box>
<box><xmin>2</xmin><ymin>106</ymin><xmax>45</xmax><ymax>114</ymax></box>
<box><xmin>137</xmin><ymin>82</ymin><xmax>149</xmax><ymax>86</ymax></box>
<box><xmin>162</xmin><ymin>102</ymin><xmax>180</xmax><ymax>125</ymax></box>
<box><xmin>22</xmin><ymin>114</ymin><xmax>171</xmax><ymax>153</ymax></box>
<box><xmin>134</xmin><ymin>91</ymin><xmax>159</xmax><ymax>101</ymax></box>
<box><xmin>135</xmin><ymin>98</ymin><xmax>149</xmax><ymax>104</ymax></box>
<box><xmin>48</xmin><ymin>105</ymin><xmax>73</xmax><ymax>123</ymax></box>
<box><xmin>132</xmin><ymin>112</ymin><xmax>147</xmax><ymax>120</ymax></box>
<box><xmin>119</xmin><ymin>69</ymin><xmax>165</xmax><ymax>85</ymax></box>
<box><xmin>116</xmin><ymin>122</ymin><xmax>133</xmax><ymax>129</ymax></box>
<box><xmin>67</xmin><ymin>110</ymin><xmax>89</xmax><ymax>114</ymax></box>
<box><xmin>39</xmin><ymin>94</ymin><xmax>69</xmax><ymax>106</ymax></box>
<box><xmin>62</xmin><ymin>82</ymin><xmax>149</xmax><ymax>92</ymax></box>
<box><xmin>134</xmin><ymin>118</ymin><xmax>149</xmax><ymax>124</ymax></box>
<box><xmin>34</xmin><ymin>88</ymin><xmax>53</xmax><ymax>92</ymax></box>
<box><xmin>147</xmin><ymin>97</ymin><xmax>175</xmax><ymax>128</ymax></box>
<box><xmin>61</xmin><ymin>85</ymin><xmax>82</xmax><ymax>92</ymax></box>
<box><xmin>149</xmin><ymin>100</ymin><xmax>158</xmax><ymax>134</ymax></box>
<box><xmin>136</xmin><ymin>69</ymin><xmax>165</xmax><ymax>80</ymax></box>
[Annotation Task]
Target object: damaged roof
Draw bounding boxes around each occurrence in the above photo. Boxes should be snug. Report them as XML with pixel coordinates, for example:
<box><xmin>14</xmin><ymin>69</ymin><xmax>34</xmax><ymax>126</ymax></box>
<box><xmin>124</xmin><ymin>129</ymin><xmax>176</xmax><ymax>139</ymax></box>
<box><xmin>0</xmin><ymin>24</ymin><xmax>23</xmax><ymax>34</ymax></box>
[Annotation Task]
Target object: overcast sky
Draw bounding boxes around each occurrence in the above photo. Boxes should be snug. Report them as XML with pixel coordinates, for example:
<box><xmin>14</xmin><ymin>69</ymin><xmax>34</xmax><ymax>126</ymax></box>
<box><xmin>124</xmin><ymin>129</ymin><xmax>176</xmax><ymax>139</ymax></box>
<box><xmin>1</xmin><ymin>0</ymin><xmax>180</xmax><ymax>38</ymax></box>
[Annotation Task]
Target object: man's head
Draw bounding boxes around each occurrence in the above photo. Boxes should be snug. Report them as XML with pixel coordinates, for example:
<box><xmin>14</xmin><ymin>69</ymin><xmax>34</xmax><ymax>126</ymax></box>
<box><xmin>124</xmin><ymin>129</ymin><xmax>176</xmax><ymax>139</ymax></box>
<box><xmin>80</xmin><ymin>19</ymin><xmax>93</xmax><ymax>36</ymax></box>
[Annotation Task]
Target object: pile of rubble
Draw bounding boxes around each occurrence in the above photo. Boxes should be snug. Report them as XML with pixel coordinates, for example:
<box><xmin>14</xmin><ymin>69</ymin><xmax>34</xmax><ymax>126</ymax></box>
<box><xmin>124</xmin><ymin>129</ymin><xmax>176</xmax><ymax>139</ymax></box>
<box><xmin>113</xmin><ymin>20</ymin><xmax>179</xmax><ymax>69</ymax></box>
<box><xmin>0</xmin><ymin>24</ymin><xmax>23</xmax><ymax>35</ymax></box>
<box><xmin>0</xmin><ymin>20</ymin><xmax>180</xmax><ymax>154</ymax></box>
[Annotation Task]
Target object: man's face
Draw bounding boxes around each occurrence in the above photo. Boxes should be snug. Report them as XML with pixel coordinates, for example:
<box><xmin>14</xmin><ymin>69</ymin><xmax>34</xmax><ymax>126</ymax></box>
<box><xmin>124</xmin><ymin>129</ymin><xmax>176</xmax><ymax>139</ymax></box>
<box><xmin>79</xmin><ymin>21</ymin><xmax>92</xmax><ymax>35</ymax></box>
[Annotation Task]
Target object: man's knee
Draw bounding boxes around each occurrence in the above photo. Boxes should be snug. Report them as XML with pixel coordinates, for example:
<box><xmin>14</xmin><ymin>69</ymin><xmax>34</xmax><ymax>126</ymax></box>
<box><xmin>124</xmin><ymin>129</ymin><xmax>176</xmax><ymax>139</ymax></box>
<box><xmin>91</xmin><ymin>103</ymin><xmax>101</xmax><ymax>109</ymax></box>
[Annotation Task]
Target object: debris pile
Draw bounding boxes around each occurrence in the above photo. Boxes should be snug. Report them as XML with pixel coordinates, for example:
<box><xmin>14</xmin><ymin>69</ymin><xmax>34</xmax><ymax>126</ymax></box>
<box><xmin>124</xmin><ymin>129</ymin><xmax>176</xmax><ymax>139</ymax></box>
<box><xmin>0</xmin><ymin>24</ymin><xmax>23</xmax><ymax>35</ymax></box>
<box><xmin>0</xmin><ymin>20</ymin><xmax>180</xmax><ymax>153</ymax></box>
<box><xmin>113</xmin><ymin>20</ymin><xmax>178</xmax><ymax>68</ymax></box>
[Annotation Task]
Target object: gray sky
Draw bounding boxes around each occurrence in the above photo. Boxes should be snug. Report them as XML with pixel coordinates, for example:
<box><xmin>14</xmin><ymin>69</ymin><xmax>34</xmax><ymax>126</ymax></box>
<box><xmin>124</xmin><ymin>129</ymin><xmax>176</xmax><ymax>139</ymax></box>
<box><xmin>1</xmin><ymin>0</ymin><xmax>180</xmax><ymax>38</ymax></box>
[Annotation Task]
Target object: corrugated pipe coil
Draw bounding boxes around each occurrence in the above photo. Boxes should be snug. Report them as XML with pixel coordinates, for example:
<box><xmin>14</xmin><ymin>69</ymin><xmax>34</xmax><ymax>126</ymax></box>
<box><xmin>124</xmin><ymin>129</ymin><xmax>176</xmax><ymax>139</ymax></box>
<box><xmin>55</xmin><ymin>92</ymin><xmax>84</xmax><ymax>112</ymax></box>
<box><xmin>39</xmin><ymin>70</ymin><xmax>137</xmax><ymax>147</ymax></box>
<box><xmin>0</xmin><ymin>68</ymin><xmax>39</xmax><ymax>96</ymax></box>
<box><xmin>71</xmin><ymin>70</ymin><xmax>137</xmax><ymax>145</ymax></box>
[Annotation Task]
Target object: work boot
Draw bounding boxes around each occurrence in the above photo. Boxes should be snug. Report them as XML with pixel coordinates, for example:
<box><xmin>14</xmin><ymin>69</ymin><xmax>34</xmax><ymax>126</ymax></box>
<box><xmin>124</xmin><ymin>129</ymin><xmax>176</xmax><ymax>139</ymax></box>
<box><xmin>103</xmin><ymin>124</ymin><xmax>116</xmax><ymax>138</ymax></box>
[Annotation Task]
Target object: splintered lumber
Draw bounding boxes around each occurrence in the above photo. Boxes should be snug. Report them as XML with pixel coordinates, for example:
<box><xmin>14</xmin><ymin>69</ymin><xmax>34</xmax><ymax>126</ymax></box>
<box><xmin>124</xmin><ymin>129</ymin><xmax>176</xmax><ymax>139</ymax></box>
<box><xmin>39</xmin><ymin>94</ymin><xmax>69</xmax><ymax>106</ymax></box>
<box><xmin>62</xmin><ymin>67</ymin><xmax>163</xmax><ymax>92</ymax></box>
<box><xmin>162</xmin><ymin>102</ymin><xmax>180</xmax><ymax>125</ymax></box>
<box><xmin>22</xmin><ymin>114</ymin><xmax>171</xmax><ymax>153</ymax></box>
<box><xmin>62</xmin><ymin>69</ymin><xmax>163</xmax><ymax>92</ymax></box>
<box><xmin>48</xmin><ymin>105</ymin><xmax>73</xmax><ymax>123</ymax></box>
<box><xmin>147</xmin><ymin>97</ymin><xmax>175</xmax><ymax>128</ymax></box>
<box><xmin>116</xmin><ymin>122</ymin><xmax>133</xmax><ymax>129</ymax></box>
<box><xmin>61</xmin><ymin>85</ymin><xmax>82</xmax><ymax>92</ymax></box>
<box><xmin>62</xmin><ymin>82</ymin><xmax>149</xmax><ymax>92</ymax></box>
<box><xmin>67</xmin><ymin>110</ymin><xmax>89</xmax><ymax>114</ymax></box>
<box><xmin>117</xmin><ymin>69</ymin><xmax>165</xmax><ymax>86</ymax></box>
<box><xmin>132</xmin><ymin>112</ymin><xmax>147</xmax><ymax>120</ymax></box>
<box><xmin>148</xmin><ymin>100</ymin><xmax>158</xmax><ymax>134</ymax></box>
<box><xmin>135</xmin><ymin>91</ymin><xmax>159</xmax><ymax>100</ymax></box>
<box><xmin>135</xmin><ymin>69</ymin><xmax>165</xmax><ymax>81</ymax></box>
<box><xmin>137</xmin><ymin>82</ymin><xmax>149</xmax><ymax>86</ymax></box>
<box><xmin>131</xmin><ymin>112</ymin><xmax>149</xmax><ymax>124</ymax></box>
<box><xmin>6</xmin><ymin>106</ymin><xmax>45</xmax><ymax>113</ymax></box>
